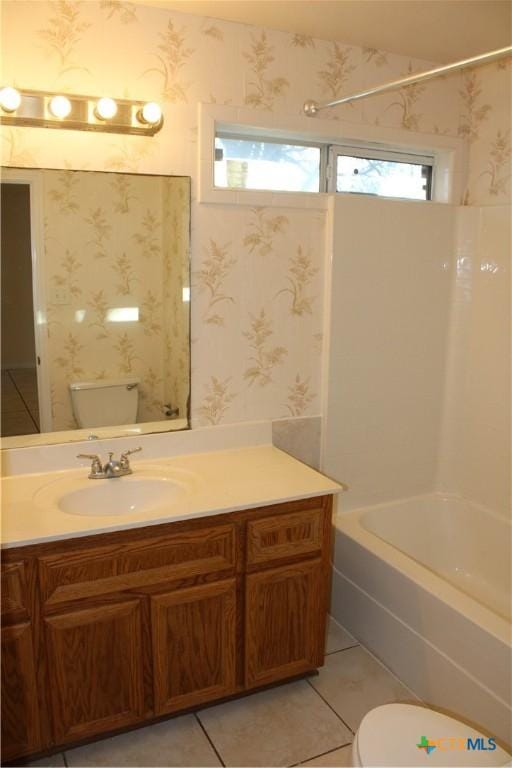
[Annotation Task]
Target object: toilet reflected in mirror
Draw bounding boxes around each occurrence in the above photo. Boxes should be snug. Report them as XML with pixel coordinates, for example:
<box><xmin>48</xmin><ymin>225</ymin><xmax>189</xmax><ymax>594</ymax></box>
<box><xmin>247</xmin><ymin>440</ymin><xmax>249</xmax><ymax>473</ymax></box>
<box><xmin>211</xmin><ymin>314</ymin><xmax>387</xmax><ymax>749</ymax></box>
<box><xmin>69</xmin><ymin>378</ymin><xmax>140</xmax><ymax>429</ymax></box>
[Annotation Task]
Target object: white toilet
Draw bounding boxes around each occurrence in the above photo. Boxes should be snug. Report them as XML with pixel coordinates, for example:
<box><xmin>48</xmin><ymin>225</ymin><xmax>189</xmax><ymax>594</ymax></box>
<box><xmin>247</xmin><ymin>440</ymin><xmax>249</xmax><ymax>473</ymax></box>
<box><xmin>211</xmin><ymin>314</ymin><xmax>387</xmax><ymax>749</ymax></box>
<box><xmin>69</xmin><ymin>377</ymin><xmax>140</xmax><ymax>428</ymax></box>
<box><xmin>352</xmin><ymin>704</ymin><xmax>511</xmax><ymax>767</ymax></box>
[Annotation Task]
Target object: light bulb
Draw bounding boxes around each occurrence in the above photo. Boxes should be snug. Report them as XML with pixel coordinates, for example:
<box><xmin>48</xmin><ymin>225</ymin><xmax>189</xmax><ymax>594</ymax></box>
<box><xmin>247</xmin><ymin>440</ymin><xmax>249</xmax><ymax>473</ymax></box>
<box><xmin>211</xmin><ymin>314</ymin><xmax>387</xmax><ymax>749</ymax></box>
<box><xmin>49</xmin><ymin>94</ymin><xmax>72</xmax><ymax>119</ymax></box>
<box><xmin>139</xmin><ymin>101</ymin><xmax>162</xmax><ymax>125</ymax></box>
<box><xmin>0</xmin><ymin>86</ymin><xmax>21</xmax><ymax>113</ymax></box>
<box><xmin>95</xmin><ymin>97</ymin><xmax>117</xmax><ymax>120</ymax></box>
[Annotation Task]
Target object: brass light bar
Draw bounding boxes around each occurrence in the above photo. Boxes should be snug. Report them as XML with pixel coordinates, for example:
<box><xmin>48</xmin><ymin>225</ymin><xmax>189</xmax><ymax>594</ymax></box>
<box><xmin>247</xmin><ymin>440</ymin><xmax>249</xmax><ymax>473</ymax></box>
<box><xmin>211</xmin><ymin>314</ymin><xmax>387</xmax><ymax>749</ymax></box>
<box><xmin>0</xmin><ymin>88</ymin><xmax>163</xmax><ymax>135</ymax></box>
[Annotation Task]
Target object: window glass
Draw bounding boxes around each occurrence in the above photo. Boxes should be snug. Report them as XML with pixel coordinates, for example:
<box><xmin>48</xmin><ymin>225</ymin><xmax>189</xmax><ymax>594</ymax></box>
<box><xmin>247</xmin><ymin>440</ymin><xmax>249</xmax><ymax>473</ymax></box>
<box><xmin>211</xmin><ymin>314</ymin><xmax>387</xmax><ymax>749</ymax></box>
<box><xmin>214</xmin><ymin>136</ymin><xmax>321</xmax><ymax>193</ymax></box>
<box><xmin>335</xmin><ymin>154</ymin><xmax>432</xmax><ymax>200</ymax></box>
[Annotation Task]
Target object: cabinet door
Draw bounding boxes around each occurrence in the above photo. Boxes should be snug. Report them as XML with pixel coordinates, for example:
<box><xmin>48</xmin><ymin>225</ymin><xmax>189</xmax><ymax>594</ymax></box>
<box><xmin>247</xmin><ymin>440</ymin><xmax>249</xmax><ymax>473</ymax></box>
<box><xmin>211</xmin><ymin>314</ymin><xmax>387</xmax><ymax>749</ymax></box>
<box><xmin>45</xmin><ymin>599</ymin><xmax>145</xmax><ymax>744</ymax></box>
<box><xmin>1</xmin><ymin>623</ymin><xmax>41</xmax><ymax>762</ymax></box>
<box><xmin>151</xmin><ymin>579</ymin><xmax>237</xmax><ymax>714</ymax></box>
<box><xmin>245</xmin><ymin>559</ymin><xmax>324</xmax><ymax>687</ymax></box>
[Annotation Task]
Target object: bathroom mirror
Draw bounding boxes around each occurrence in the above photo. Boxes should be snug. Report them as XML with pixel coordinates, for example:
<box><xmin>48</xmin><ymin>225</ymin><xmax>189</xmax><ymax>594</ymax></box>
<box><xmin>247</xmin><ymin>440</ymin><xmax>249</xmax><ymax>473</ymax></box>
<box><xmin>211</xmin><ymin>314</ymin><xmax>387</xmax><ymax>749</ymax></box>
<box><xmin>1</xmin><ymin>167</ymin><xmax>191</xmax><ymax>448</ymax></box>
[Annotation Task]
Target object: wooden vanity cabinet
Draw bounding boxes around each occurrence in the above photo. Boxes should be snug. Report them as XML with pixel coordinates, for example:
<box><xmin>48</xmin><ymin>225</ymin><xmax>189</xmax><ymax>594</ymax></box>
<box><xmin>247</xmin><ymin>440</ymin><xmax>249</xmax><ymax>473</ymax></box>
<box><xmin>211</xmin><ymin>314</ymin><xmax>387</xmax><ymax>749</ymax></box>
<box><xmin>0</xmin><ymin>495</ymin><xmax>332</xmax><ymax>763</ymax></box>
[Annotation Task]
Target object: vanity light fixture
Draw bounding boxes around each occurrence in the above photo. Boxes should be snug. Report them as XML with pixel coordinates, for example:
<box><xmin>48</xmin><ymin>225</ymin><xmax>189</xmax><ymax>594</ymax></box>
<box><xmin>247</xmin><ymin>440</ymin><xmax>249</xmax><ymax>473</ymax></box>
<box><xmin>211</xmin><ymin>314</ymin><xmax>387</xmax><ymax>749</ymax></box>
<box><xmin>0</xmin><ymin>87</ymin><xmax>163</xmax><ymax>135</ymax></box>
<box><xmin>95</xmin><ymin>97</ymin><xmax>118</xmax><ymax>121</ymax></box>
<box><xmin>0</xmin><ymin>86</ymin><xmax>21</xmax><ymax>113</ymax></box>
<box><xmin>138</xmin><ymin>101</ymin><xmax>162</xmax><ymax>126</ymax></box>
<box><xmin>49</xmin><ymin>94</ymin><xmax>72</xmax><ymax>119</ymax></box>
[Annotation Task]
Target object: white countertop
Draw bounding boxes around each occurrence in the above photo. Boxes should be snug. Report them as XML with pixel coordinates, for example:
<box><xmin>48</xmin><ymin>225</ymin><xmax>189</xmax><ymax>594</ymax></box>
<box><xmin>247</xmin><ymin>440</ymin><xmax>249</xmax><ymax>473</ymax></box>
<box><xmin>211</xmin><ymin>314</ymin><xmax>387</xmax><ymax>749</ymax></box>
<box><xmin>1</xmin><ymin>445</ymin><xmax>342</xmax><ymax>549</ymax></box>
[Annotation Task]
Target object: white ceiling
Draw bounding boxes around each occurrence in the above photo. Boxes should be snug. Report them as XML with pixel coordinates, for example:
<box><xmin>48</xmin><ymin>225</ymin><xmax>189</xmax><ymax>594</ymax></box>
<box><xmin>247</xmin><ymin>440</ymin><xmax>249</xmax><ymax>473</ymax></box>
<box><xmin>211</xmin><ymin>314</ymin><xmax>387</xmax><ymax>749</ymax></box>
<box><xmin>137</xmin><ymin>0</ymin><xmax>512</xmax><ymax>63</ymax></box>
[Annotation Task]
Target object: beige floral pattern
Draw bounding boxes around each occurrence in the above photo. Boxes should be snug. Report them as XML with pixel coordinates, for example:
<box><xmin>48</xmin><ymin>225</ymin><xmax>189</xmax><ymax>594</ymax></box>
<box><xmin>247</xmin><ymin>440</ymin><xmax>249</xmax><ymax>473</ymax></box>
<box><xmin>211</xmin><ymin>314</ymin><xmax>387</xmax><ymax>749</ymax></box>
<box><xmin>458</xmin><ymin>70</ymin><xmax>492</xmax><ymax>143</ymax></box>
<box><xmin>363</xmin><ymin>47</ymin><xmax>388</xmax><ymax>67</ymax></box>
<box><xmin>1</xmin><ymin>129</ymin><xmax>37</xmax><ymax>166</ymax></box>
<box><xmin>243</xmin><ymin>309</ymin><xmax>287</xmax><ymax>386</ymax></box>
<box><xmin>478</xmin><ymin>130</ymin><xmax>511</xmax><ymax>197</ymax></box>
<box><xmin>87</xmin><ymin>290</ymin><xmax>109</xmax><ymax>340</ymax></box>
<box><xmin>114</xmin><ymin>332</ymin><xmax>137</xmax><ymax>374</ymax></box>
<box><xmin>52</xmin><ymin>249</ymin><xmax>82</xmax><ymax>298</ymax></box>
<box><xmin>196</xmin><ymin>376</ymin><xmax>237</xmax><ymax>425</ymax></box>
<box><xmin>276</xmin><ymin>246</ymin><xmax>318</xmax><ymax>316</ymax></box>
<box><xmin>99</xmin><ymin>0</ymin><xmax>138</xmax><ymax>24</ymax></box>
<box><xmin>202</xmin><ymin>23</ymin><xmax>223</xmax><ymax>41</ymax></box>
<box><xmin>112</xmin><ymin>252</ymin><xmax>136</xmax><ymax>295</ymax></box>
<box><xmin>145</xmin><ymin>18</ymin><xmax>194</xmax><ymax>102</ymax></box>
<box><xmin>243</xmin><ymin>208</ymin><xmax>289</xmax><ymax>256</ymax></box>
<box><xmin>318</xmin><ymin>43</ymin><xmax>356</xmax><ymax>98</ymax></box>
<box><xmin>111</xmin><ymin>174</ymin><xmax>137</xmax><ymax>213</ymax></box>
<box><xmin>285</xmin><ymin>374</ymin><xmax>315</xmax><ymax>416</ymax></box>
<box><xmin>49</xmin><ymin>172</ymin><xmax>79</xmax><ymax>213</ymax></box>
<box><xmin>105</xmin><ymin>137</ymin><xmax>153</xmax><ymax>172</ymax></box>
<box><xmin>140</xmin><ymin>290</ymin><xmax>162</xmax><ymax>336</ymax></box>
<box><xmin>291</xmin><ymin>33</ymin><xmax>315</xmax><ymax>49</ymax></box>
<box><xmin>139</xmin><ymin>368</ymin><xmax>164</xmax><ymax>415</ymax></box>
<box><xmin>243</xmin><ymin>32</ymin><xmax>289</xmax><ymax>110</ymax></box>
<box><xmin>55</xmin><ymin>332</ymin><xmax>84</xmax><ymax>377</ymax></box>
<box><xmin>37</xmin><ymin>0</ymin><xmax>91</xmax><ymax>76</ymax></box>
<box><xmin>132</xmin><ymin>210</ymin><xmax>161</xmax><ymax>258</ymax></box>
<box><xmin>85</xmin><ymin>207</ymin><xmax>111</xmax><ymax>259</ymax></box>
<box><xmin>384</xmin><ymin>63</ymin><xmax>426</xmax><ymax>131</ymax></box>
<box><xmin>195</xmin><ymin>240</ymin><xmax>236</xmax><ymax>326</ymax></box>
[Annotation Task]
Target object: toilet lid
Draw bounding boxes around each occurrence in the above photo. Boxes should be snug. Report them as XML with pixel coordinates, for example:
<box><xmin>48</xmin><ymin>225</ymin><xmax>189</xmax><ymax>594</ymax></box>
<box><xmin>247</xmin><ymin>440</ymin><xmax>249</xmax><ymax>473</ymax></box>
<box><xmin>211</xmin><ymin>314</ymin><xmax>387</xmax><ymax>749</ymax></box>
<box><xmin>356</xmin><ymin>704</ymin><xmax>511</xmax><ymax>767</ymax></box>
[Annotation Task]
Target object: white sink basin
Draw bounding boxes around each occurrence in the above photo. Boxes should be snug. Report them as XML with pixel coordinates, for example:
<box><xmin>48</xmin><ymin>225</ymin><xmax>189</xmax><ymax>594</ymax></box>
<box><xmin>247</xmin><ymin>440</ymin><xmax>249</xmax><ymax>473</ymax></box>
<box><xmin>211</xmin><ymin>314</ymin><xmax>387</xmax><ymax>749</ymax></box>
<box><xmin>34</xmin><ymin>466</ymin><xmax>195</xmax><ymax>518</ymax></box>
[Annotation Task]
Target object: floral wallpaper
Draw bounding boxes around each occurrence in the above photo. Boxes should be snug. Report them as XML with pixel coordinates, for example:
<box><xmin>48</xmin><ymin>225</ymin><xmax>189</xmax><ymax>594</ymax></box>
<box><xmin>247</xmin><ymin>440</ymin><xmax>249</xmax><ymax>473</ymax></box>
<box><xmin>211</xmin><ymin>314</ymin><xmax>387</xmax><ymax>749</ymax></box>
<box><xmin>40</xmin><ymin>169</ymin><xmax>190</xmax><ymax>430</ymax></box>
<box><xmin>0</xmin><ymin>0</ymin><xmax>510</xmax><ymax>434</ymax></box>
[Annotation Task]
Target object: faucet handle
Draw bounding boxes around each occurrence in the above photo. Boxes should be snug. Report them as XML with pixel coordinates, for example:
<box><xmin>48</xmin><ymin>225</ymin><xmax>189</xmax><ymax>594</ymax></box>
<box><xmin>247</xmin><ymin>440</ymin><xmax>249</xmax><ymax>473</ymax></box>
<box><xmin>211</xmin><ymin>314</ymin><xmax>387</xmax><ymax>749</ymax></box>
<box><xmin>120</xmin><ymin>447</ymin><xmax>142</xmax><ymax>458</ymax></box>
<box><xmin>77</xmin><ymin>453</ymin><xmax>103</xmax><ymax>477</ymax></box>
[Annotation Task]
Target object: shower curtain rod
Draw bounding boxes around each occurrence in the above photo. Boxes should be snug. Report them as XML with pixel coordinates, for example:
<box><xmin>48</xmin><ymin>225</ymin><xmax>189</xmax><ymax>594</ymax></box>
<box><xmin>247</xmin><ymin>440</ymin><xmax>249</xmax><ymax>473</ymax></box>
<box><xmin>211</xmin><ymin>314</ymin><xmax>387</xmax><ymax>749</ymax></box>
<box><xmin>303</xmin><ymin>45</ymin><xmax>512</xmax><ymax>116</ymax></box>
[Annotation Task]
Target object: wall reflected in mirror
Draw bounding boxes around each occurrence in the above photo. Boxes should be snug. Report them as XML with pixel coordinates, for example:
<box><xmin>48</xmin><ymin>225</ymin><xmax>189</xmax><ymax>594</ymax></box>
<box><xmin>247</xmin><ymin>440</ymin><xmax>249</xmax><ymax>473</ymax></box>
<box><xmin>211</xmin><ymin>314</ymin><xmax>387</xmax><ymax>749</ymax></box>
<box><xmin>1</xmin><ymin>168</ymin><xmax>191</xmax><ymax>447</ymax></box>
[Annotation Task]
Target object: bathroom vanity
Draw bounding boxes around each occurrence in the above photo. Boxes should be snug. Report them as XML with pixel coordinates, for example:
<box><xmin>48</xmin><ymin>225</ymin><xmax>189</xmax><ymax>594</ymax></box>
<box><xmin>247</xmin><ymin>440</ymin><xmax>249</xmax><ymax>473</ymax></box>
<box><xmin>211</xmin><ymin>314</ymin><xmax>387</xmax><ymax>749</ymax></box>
<box><xmin>1</xmin><ymin>445</ymin><xmax>339</xmax><ymax>763</ymax></box>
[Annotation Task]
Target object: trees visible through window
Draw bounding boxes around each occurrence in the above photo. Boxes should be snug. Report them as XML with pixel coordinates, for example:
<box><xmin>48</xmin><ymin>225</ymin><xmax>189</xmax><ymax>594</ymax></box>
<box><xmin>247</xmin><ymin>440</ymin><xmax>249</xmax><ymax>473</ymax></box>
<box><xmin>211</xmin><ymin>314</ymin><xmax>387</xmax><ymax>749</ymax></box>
<box><xmin>214</xmin><ymin>131</ymin><xmax>434</xmax><ymax>200</ymax></box>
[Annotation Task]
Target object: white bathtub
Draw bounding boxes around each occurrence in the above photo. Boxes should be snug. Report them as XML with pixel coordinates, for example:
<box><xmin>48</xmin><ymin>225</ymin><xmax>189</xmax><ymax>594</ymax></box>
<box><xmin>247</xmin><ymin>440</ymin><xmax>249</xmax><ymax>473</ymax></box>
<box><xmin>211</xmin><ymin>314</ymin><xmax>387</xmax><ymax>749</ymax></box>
<box><xmin>330</xmin><ymin>493</ymin><xmax>512</xmax><ymax>746</ymax></box>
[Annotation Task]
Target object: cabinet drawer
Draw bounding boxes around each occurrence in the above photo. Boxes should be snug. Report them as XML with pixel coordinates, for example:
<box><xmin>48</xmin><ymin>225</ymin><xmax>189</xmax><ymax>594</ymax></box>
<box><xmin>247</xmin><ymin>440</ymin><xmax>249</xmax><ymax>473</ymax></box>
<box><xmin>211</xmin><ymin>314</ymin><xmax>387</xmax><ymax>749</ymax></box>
<box><xmin>39</xmin><ymin>524</ymin><xmax>236</xmax><ymax>606</ymax></box>
<box><xmin>1</xmin><ymin>562</ymin><xmax>29</xmax><ymax>620</ymax></box>
<box><xmin>247</xmin><ymin>507</ymin><xmax>324</xmax><ymax>566</ymax></box>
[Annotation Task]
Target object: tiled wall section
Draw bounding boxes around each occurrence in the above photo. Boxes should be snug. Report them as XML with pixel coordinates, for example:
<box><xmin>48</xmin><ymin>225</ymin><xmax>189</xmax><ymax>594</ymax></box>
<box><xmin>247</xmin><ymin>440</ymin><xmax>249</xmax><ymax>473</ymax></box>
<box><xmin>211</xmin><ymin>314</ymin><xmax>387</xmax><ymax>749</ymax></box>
<box><xmin>438</xmin><ymin>205</ymin><xmax>511</xmax><ymax>515</ymax></box>
<box><xmin>40</xmin><ymin>170</ymin><xmax>190</xmax><ymax>430</ymax></box>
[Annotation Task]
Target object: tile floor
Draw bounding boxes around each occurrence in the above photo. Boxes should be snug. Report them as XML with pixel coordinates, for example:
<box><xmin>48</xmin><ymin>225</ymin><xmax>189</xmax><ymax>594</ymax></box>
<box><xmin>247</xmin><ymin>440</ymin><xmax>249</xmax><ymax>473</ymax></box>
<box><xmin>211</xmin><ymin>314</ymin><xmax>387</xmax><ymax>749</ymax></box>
<box><xmin>1</xmin><ymin>368</ymin><xmax>40</xmax><ymax>436</ymax></box>
<box><xmin>27</xmin><ymin>618</ymin><xmax>417</xmax><ymax>768</ymax></box>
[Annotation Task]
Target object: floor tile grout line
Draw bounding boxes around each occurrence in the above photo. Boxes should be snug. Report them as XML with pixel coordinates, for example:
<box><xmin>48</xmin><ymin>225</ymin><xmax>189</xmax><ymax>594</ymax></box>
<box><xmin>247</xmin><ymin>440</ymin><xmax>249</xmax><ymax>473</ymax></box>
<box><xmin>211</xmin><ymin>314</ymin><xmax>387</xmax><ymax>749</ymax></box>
<box><xmin>305</xmin><ymin>679</ymin><xmax>355</xmax><ymax>736</ymax></box>
<box><xmin>195</xmin><ymin>712</ymin><xmax>226</xmax><ymax>767</ymax></box>
<box><xmin>325</xmin><ymin>642</ymin><xmax>359</xmax><ymax>656</ymax></box>
<box><xmin>288</xmin><ymin>739</ymin><xmax>353</xmax><ymax>767</ymax></box>
<box><xmin>7</xmin><ymin>369</ymin><xmax>40</xmax><ymax>432</ymax></box>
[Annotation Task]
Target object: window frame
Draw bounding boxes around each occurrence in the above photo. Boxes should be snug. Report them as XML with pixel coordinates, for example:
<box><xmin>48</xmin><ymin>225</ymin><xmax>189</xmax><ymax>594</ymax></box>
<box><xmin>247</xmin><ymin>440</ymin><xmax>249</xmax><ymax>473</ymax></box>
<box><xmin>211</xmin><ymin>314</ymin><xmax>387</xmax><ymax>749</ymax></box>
<box><xmin>201</xmin><ymin>103</ymin><xmax>464</xmax><ymax>208</ymax></box>
<box><xmin>327</xmin><ymin>144</ymin><xmax>435</xmax><ymax>200</ymax></box>
<box><xmin>214</xmin><ymin>130</ymin><xmax>435</xmax><ymax>201</ymax></box>
<box><xmin>214</xmin><ymin>131</ymin><xmax>327</xmax><ymax>194</ymax></box>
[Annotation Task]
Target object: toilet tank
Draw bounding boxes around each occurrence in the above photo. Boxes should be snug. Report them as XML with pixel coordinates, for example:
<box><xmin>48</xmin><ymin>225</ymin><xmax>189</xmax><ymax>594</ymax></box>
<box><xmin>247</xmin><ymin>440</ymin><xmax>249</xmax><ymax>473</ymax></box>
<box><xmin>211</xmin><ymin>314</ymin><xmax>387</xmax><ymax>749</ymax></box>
<box><xmin>69</xmin><ymin>378</ymin><xmax>139</xmax><ymax>428</ymax></box>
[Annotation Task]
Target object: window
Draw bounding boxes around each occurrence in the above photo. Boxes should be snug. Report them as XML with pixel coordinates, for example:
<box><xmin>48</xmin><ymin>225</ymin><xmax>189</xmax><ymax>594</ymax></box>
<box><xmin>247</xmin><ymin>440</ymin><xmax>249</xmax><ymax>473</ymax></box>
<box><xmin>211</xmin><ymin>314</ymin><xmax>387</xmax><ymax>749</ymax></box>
<box><xmin>214</xmin><ymin>129</ymin><xmax>434</xmax><ymax>201</ymax></box>
<box><xmin>214</xmin><ymin>134</ymin><xmax>321</xmax><ymax>193</ymax></box>
<box><xmin>331</xmin><ymin>146</ymin><xmax>433</xmax><ymax>201</ymax></box>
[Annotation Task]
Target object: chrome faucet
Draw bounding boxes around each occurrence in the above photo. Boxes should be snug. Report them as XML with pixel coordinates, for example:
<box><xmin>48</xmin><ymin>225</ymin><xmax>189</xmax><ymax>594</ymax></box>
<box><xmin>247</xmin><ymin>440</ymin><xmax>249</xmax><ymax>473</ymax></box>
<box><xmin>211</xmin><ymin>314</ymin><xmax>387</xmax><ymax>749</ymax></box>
<box><xmin>77</xmin><ymin>447</ymin><xmax>142</xmax><ymax>479</ymax></box>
